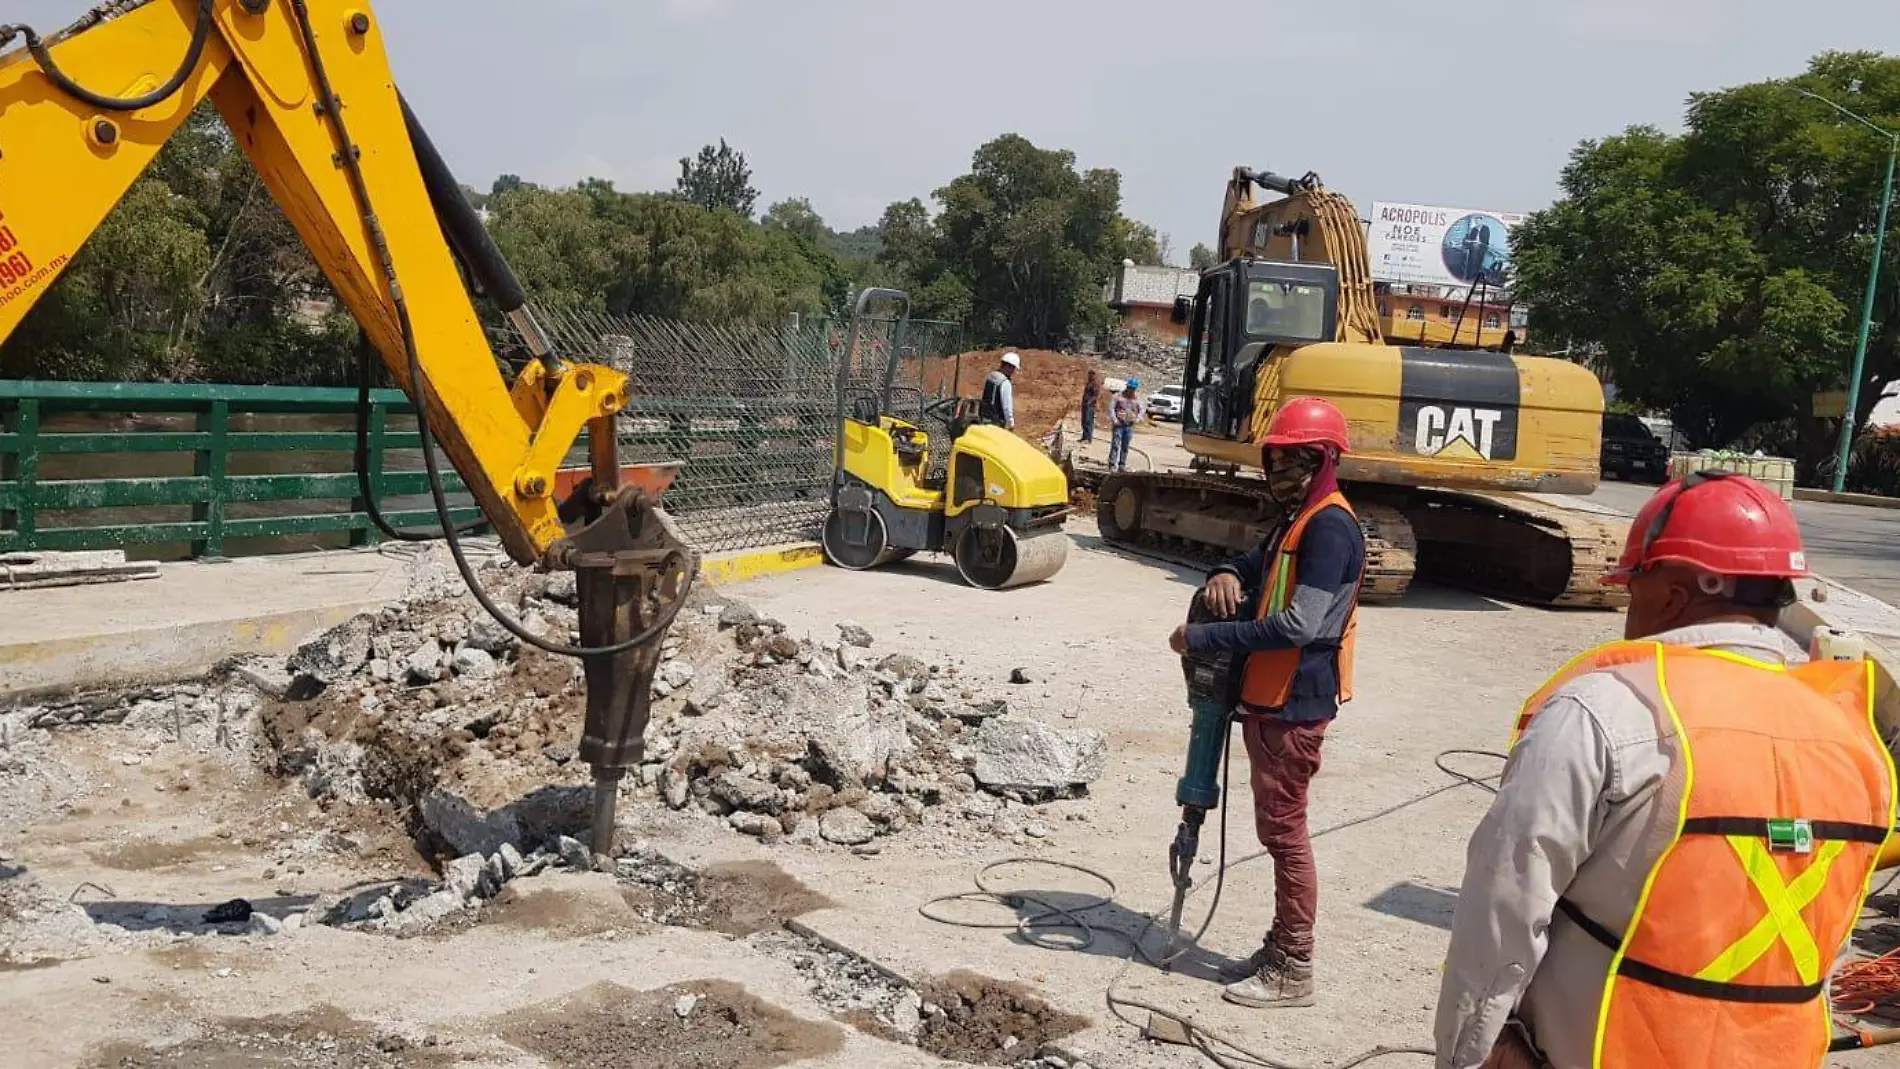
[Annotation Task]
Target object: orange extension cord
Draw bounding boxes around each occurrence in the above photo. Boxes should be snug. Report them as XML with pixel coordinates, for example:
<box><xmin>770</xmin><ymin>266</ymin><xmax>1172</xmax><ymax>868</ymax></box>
<box><xmin>1834</xmin><ymin>948</ymin><xmax>1900</xmax><ymax>1018</ymax></box>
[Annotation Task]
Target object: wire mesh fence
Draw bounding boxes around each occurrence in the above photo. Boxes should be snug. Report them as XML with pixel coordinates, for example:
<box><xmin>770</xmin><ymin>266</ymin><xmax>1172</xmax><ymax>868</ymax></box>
<box><xmin>521</xmin><ymin>306</ymin><xmax>966</xmax><ymax>555</ymax></box>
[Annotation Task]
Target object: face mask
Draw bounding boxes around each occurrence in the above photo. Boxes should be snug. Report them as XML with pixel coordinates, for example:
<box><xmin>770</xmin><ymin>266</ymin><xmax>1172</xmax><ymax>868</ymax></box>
<box><xmin>1266</xmin><ymin>448</ymin><xmax>1319</xmax><ymax>506</ymax></box>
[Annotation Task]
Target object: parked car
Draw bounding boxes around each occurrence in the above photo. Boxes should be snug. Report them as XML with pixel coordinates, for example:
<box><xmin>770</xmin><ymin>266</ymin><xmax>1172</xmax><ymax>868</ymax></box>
<box><xmin>1147</xmin><ymin>384</ymin><xmax>1185</xmax><ymax>422</ymax></box>
<box><xmin>1601</xmin><ymin>412</ymin><xmax>1669</xmax><ymax>482</ymax></box>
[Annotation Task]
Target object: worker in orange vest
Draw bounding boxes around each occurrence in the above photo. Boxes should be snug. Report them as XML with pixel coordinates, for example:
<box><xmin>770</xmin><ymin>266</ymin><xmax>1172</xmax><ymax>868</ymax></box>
<box><xmin>1435</xmin><ymin>472</ymin><xmax>1896</xmax><ymax>1069</ymax></box>
<box><xmin>1170</xmin><ymin>397</ymin><xmax>1367</xmax><ymax>1009</ymax></box>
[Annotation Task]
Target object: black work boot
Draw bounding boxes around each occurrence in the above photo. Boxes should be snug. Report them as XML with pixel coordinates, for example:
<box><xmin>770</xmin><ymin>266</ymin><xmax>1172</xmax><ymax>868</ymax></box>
<box><xmin>1221</xmin><ymin>942</ymin><xmax>1315</xmax><ymax>1009</ymax></box>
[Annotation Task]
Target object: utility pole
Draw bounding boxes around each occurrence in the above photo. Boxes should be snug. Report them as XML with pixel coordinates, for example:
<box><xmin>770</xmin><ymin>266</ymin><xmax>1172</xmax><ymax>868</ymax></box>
<box><xmin>1799</xmin><ymin>87</ymin><xmax>1898</xmax><ymax>493</ymax></box>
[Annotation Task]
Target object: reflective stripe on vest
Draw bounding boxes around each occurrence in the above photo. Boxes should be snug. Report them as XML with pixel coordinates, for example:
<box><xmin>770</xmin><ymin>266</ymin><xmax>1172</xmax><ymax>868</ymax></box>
<box><xmin>1515</xmin><ymin>641</ymin><xmax>1896</xmax><ymax>1069</ymax></box>
<box><xmin>1237</xmin><ymin>491</ymin><xmax>1361</xmax><ymax>711</ymax></box>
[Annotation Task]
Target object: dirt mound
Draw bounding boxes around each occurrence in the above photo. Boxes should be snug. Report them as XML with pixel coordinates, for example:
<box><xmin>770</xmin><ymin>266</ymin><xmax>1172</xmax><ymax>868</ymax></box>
<box><xmin>500</xmin><ymin>980</ymin><xmax>843</xmax><ymax>1069</ymax></box>
<box><xmin>919</xmin><ymin>350</ymin><xmax>1091</xmax><ymax>443</ymax></box>
<box><xmin>919</xmin><ymin>972</ymin><xmax>1087</xmax><ymax>1066</ymax></box>
<box><xmin>84</xmin><ymin>1006</ymin><xmax>448</xmax><ymax>1068</ymax></box>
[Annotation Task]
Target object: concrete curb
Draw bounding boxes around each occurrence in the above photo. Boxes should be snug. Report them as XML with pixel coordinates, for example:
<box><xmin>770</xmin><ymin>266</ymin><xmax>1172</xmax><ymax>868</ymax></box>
<box><xmin>1793</xmin><ymin>488</ymin><xmax>1900</xmax><ymax>510</ymax></box>
<box><xmin>0</xmin><ymin>600</ymin><xmax>383</xmax><ymax>702</ymax></box>
<box><xmin>699</xmin><ymin>542</ymin><xmax>825</xmax><ymax>587</ymax></box>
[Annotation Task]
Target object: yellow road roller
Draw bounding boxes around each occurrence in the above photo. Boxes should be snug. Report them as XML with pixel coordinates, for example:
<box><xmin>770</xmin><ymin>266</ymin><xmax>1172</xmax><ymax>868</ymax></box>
<box><xmin>822</xmin><ymin>290</ymin><xmax>1072</xmax><ymax>589</ymax></box>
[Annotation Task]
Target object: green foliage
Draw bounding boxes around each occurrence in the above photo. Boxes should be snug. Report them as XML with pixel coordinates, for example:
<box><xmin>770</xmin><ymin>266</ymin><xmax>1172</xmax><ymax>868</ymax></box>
<box><xmin>872</xmin><ymin>134</ymin><xmax>1160</xmax><ymax>348</ymax></box>
<box><xmin>1512</xmin><ymin>50</ymin><xmax>1897</xmax><ymax>469</ymax></box>
<box><xmin>483</xmin><ymin>181</ymin><xmax>852</xmax><ymax>325</ymax></box>
<box><xmin>676</xmin><ymin>139</ymin><xmax>759</xmax><ymax>217</ymax></box>
<box><xmin>1189</xmin><ymin>243</ymin><xmax>1218</xmax><ymax>271</ymax></box>
<box><xmin>1</xmin><ymin>104</ymin><xmax>354</xmax><ymax>384</ymax></box>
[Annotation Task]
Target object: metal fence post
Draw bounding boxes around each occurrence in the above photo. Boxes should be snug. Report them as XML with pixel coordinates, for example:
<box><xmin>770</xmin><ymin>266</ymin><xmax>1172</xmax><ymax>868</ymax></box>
<box><xmin>190</xmin><ymin>400</ymin><xmax>230</xmax><ymax>559</ymax></box>
<box><xmin>1</xmin><ymin>397</ymin><xmax>38</xmax><ymax>547</ymax></box>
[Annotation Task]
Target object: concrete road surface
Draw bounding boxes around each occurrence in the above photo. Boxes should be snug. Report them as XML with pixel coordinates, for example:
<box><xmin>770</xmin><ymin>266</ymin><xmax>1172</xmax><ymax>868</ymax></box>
<box><xmin>1591</xmin><ymin>477</ymin><xmax>1900</xmax><ymax>606</ymax></box>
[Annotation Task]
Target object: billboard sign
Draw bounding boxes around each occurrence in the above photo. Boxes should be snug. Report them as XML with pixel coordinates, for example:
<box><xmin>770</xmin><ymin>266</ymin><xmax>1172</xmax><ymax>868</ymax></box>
<box><xmin>1368</xmin><ymin>202</ymin><xmax>1524</xmax><ymax>289</ymax></box>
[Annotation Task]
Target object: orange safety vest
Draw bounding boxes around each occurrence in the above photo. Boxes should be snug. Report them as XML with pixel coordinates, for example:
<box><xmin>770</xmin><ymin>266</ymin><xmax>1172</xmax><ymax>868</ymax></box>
<box><xmin>1512</xmin><ymin>640</ymin><xmax>1897</xmax><ymax>1069</ymax></box>
<box><xmin>1237</xmin><ymin>491</ymin><xmax>1362</xmax><ymax>710</ymax></box>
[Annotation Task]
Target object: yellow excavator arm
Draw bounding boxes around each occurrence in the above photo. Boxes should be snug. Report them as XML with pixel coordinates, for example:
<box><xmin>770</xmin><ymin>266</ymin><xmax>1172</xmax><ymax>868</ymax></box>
<box><xmin>2</xmin><ymin>0</ymin><xmax>694</xmax><ymax>855</ymax></box>
<box><xmin>0</xmin><ymin>0</ymin><xmax>626</xmax><ymax>566</ymax></box>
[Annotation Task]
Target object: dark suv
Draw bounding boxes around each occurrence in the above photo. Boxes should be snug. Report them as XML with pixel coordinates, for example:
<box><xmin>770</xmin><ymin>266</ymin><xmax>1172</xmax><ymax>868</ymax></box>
<box><xmin>1601</xmin><ymin>413</ymin><xmax>1669</xmax><ymax>482</ymax></box>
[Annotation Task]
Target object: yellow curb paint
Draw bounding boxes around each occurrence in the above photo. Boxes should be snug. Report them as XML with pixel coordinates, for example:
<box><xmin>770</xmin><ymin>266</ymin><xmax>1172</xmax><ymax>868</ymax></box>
<box><xmin>698</xmin><ymin>543</ymin><xmax>825</xmax><ymax>586</ymax></box>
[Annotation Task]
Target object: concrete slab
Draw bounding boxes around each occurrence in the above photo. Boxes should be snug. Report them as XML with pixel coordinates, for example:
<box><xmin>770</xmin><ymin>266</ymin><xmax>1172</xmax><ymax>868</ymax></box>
<box><xmin>0</xmin><ymin>548</ymin><xmax>408</xmax><ymax>701</ymax></box>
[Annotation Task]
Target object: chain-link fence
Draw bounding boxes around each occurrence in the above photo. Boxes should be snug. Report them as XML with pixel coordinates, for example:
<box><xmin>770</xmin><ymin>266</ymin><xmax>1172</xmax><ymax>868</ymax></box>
<box><xmin>521</xmin><ymin>307</ymin><xmax>966</xmax><ymax>555</ymax></box>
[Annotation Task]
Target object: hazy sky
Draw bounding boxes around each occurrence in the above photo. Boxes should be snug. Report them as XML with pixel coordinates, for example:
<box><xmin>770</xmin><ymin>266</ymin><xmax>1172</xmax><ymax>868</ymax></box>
<box><xmin>22</xmin><ymin>0</ymin><xmax>1899</xmax><ymax>256</ymax></box>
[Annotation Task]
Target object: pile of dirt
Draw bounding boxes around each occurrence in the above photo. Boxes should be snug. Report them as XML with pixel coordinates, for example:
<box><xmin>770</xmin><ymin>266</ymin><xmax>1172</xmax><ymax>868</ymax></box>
<box><xmin>919</xmin><ymin>350</ymin><xmax>1090</xmax><ymax>443</ymax></box>
<box><xmin>500</xmin><ymin>980</ymin><xmax>843</xmax><ymax>1069</ymax></box>
<box><xmin>749</xmin><ymin>929</ymin><xmax>1091</xmax><ymax>1068</ymax></box>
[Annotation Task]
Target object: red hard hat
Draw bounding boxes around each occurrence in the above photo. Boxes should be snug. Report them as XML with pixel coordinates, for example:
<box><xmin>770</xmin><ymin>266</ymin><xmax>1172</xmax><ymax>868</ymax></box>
<box><xmin>1606</xmin><ymin>472</ymin><xmax>1808</xmax><ymax>583</ymax></box>
<box><xmin>1259</xmin><ymin>397</ymin><xmax>1350</xmax><ymax>453</ymax></box>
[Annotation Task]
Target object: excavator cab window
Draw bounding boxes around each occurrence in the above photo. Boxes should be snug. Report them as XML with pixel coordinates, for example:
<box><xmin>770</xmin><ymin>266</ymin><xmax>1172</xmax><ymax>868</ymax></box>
<box><xmin>1183</xmin><ymin>261</ymin><xmax>1339</xmax><ymax>443</ymax></box>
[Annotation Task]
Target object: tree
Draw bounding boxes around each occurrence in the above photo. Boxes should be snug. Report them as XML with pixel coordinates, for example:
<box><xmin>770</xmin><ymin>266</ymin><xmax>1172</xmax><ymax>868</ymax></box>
<box><xmin>676</xmin><ymin>138</ymin><xmax>759</xmax><ymax>217</ymax></box>
<box><xmin>1511</xmin><ymin>50</ymin><xmax>1897</xmax><ymax>473</ymax></box>
<box><xmin>763</xmin><ymin>197</ymin><xmax>826</xmax><ymax>245</ymax></box>
<box><xmin>2</xmin><ymin>102</ymin><xmax>357</xmax><ymax>384</ymax></box>
<box><xmin>1189</xmin><ymin>243</ymin><xmax>1218</xmax><ymax>270</ymax></box>
<box><xmin>874</xmin><ymin>134</ymin><xmax>1156</xmax><ymax>347</ymax></box>
<box><xmin>1124</xmin><ymin>222</ymin><xmax>1164</xmax><ymax>266</ymax></box>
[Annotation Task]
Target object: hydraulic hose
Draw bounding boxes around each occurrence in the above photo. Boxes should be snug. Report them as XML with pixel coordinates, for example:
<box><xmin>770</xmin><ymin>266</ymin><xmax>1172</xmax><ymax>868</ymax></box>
<box><xmin>284</xmin><ymin>0</ymin><xmax>690</xmax><ymax>658</ymax></box>
<box><xmin>1</xmin><ymin>0</ymin><xmax>215</xmax><ymax>112</ymax></box>
<box><xmin>352</xmin><ymin>335</ymin><xmax>488</xmax><ymax>542</ymax></box>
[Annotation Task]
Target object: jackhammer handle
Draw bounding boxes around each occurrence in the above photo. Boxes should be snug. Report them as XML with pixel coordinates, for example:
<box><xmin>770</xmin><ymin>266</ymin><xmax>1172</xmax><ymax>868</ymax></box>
<box><xmin>1831</xmin><ymin>1027</ymin><xmax>1900</xmax><ymax>1052</ymax></box>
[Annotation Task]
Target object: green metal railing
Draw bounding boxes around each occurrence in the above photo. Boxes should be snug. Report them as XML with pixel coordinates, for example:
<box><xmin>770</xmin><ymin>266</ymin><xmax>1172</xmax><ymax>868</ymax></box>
<box><xmin>0</xmin><ymin>380</ymin><xmax>482</xmax><ymax>559</ymax></box>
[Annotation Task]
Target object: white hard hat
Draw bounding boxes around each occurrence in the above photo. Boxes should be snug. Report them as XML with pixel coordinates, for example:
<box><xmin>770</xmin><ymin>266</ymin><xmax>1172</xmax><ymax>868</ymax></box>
<box><xmin>1000</xmin><ymin>352</ymin><xmax>1022</xmax><ymax>369</ymax></box>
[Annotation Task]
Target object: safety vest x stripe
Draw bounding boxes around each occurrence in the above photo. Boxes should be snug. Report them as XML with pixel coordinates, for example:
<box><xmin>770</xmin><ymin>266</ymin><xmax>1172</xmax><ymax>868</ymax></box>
<box><xmin>1698</xmin><ymin>836</ymin><xmax>1844</xmax><ymax>986</ymax></box>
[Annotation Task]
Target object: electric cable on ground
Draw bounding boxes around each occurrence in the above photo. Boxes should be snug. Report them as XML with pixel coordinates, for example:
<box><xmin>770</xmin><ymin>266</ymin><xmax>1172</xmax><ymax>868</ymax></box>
<box><xmin>284</xmin><ymin>0</ymin><xmax>691</xmax><ymax>659</ymax></box>
<box><xmin>922</xmin><ymin>747</ymin><xmax>1509</xmax><ymax>1069</ymax></box>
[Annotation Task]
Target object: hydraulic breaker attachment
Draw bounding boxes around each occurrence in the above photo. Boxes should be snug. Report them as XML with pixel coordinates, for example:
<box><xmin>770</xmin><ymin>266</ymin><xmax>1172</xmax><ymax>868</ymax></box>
<box><xmin>550</xmin><ymin>490</ymin><xmax>696</xmax><ymax>858</ymax></box>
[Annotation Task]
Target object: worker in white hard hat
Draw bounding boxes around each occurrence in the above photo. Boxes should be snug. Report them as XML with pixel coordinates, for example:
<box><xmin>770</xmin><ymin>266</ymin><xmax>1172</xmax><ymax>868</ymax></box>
<box><xmin>980</xmin><ymin>352</ymin><xmax>1020</xmax><ymax>430</ymax></box>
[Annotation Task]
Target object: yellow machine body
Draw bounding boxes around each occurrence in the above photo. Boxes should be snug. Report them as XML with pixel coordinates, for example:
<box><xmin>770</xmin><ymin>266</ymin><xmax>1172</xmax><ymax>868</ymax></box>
<box><xmin>825</xmin><ymin>336</ymin><xmax>1070</xmax><ymax>591</ymax></box>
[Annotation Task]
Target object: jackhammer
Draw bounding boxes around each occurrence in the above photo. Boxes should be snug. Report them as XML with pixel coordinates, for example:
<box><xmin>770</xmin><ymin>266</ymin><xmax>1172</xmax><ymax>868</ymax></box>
<box><xmin>1163</xmin><ymin>588</ymin><xmax>1246</xmax><ymax>964</ymax></box>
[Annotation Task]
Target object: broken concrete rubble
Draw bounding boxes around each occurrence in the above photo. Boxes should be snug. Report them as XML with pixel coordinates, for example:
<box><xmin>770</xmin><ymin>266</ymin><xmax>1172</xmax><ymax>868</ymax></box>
<box><xmin>969</xmin><ymin>718</ymin><xmax>1108</xmax><ymax>802</ymax></box>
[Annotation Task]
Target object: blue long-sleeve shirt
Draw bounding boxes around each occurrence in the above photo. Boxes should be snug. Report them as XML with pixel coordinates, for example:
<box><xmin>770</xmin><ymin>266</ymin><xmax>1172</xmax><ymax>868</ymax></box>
<box><xmin>1186</xmin><ymin>505</ymin><xmax>1365</xmax><ymax>721</ymax></box>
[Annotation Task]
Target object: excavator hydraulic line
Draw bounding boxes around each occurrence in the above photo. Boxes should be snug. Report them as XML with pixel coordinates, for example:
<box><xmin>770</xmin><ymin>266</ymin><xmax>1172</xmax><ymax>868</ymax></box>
<box><xmin>397</xmin><ymin>92</ymin><xmax>558</xmax><ymax>367</ymax></box>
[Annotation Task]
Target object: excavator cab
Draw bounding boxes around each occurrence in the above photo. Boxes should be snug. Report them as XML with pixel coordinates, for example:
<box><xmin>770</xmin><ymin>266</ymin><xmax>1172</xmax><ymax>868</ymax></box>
<box><xmin>1177</xmin><ymin>260</ymin><xmax>1340</xmax><ymax>447</ymax></box>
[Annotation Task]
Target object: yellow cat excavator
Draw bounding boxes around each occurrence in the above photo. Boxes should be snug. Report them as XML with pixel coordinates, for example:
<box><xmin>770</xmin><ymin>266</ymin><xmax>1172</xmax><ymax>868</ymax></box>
<box><xmin>1094</xmin><ymin>167</ymin><xmax>1630</xmax><ymax>607</ymax></box>
<box><xmin>1</xmin><ymin>0</ymin><xmax>693</xmax><ymax>852</ymax></box>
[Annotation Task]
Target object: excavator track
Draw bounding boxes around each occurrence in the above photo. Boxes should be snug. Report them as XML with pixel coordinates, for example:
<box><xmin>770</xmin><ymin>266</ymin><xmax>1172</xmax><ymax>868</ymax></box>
<box><xmin>1093</xmin><ymin>470</ymin><xmax>1418</xmax><ymax>602</ymax></box>
<box><xmin>1363</xmin><ymin>487</ymin><xmax>1629</xmax><ymax>609</ymax></box>
<box><xmin>1089</xmin><ymin>469</ymin><xmax>1629</xmax><ymax>609</ymax></box>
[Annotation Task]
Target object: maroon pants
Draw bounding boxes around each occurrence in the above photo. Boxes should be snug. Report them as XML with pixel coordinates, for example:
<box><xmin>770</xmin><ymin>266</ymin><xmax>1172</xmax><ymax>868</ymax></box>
<box><xmin>1241</xmin><ymin>715</ymin><xmax>1329</xmax><ymax>959</ymax></box>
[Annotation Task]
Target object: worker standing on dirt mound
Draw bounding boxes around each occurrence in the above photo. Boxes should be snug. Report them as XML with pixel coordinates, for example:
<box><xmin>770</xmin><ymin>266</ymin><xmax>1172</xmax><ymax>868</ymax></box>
<box><xmin>980</xmin><ymin>352</ymin><xmax>1020</xmax><ymax>430</ymax></box>
<box><xmin>1168</xmin><ymin>397</ymin><xmax>1367</xmax><ymax>1009</ymax></box>
<box><xmin>1435</xmin><ymin>472</ymin><xmax>1896</xmax><ymax>1069</ymax></box>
